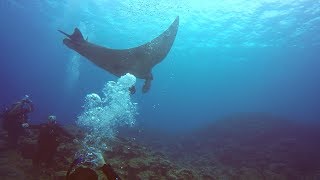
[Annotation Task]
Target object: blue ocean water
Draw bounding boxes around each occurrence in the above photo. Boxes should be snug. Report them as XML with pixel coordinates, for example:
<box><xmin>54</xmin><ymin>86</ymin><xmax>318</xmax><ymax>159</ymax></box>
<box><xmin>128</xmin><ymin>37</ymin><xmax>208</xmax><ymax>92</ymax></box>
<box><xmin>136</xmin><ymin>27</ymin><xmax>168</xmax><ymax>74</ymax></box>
<box><xmin>0</xmin><ymin>0</ymin><xmax>319</xmax><ymax>134</ymax></box>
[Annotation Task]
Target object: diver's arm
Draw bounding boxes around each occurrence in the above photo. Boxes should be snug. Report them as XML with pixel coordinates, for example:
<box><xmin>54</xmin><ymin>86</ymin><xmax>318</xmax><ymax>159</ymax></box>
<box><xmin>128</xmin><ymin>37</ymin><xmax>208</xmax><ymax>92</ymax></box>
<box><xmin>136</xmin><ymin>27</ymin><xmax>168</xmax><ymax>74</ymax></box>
<box><xmin>8</xmin><ymin>101</ymin><xmax>34</xmax><ymax>118</ymax></box>
<box><xmin>8</xmin><ymin>102</ymin><xmax>22</xmax><ymax>116</ymax></box>
<box><xmin>101</xmin><ymin>164</ymin><xmax>122</xmax><ymax>180</ymax></box>
<box><xmin>57</xmin><ymin>125</ymin><xmax>74</xmax><ymax>139</ymax></box>
<box><xmin>95</xmin><ymin>152</ymin><xmax>122</xmax><ymax>180</ymax></box>
<box><xmin>27</xmin><ymin>103</ymin><xmax>34</xmax><ymax>112</ymax></box>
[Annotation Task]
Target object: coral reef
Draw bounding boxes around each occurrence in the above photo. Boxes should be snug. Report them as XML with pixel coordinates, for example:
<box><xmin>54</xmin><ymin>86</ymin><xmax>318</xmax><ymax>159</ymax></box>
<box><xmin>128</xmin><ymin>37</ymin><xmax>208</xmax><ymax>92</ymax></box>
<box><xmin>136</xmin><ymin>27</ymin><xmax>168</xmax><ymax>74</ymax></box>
<box><xmin>1</xmin><ymin>112</ymin><xmax>320</xmax><ymax>179</ymax></box>
<box><xmin>0</xmin><ymin>125</ymin><xmax>204</xmax><ymax>179</ymax></box>
<box><xmin>134</xmin><ymin>113</ymin><xmax>320</xmax><ymax>179</ymax></box>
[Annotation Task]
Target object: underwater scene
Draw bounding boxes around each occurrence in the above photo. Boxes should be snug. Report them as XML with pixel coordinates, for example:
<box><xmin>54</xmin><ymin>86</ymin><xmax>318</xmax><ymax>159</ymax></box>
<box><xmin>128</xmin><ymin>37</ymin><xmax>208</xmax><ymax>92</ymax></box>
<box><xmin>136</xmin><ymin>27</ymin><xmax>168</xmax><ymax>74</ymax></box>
<box><xmin>1</xmin><ymin>0</ymin><xmax>320</xmax><ymax>179</ymax></box>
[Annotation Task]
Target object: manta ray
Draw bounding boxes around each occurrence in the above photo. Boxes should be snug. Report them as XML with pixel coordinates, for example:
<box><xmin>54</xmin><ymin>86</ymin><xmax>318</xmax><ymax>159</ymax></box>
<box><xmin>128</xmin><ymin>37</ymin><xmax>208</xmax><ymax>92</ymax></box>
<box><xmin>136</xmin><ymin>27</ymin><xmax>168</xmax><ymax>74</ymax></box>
<box><xmin>59</xmin><ymin>16</ymin><xmax>179</xmax><ymax>93</ymax></box>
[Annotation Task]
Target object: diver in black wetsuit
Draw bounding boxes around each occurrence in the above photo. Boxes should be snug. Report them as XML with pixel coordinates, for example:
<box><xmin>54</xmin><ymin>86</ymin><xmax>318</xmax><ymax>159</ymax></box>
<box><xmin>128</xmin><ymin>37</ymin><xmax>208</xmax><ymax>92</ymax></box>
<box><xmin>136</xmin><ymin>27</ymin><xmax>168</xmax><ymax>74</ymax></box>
<box><xmin>32</xmin><ymin>115</ymin><xmax>73</xmax><ymax>167</ymax></box>
<box><xmin>66</xmin><ymin>152</ymin><xmax>121</xmax><ymax>180</ymax></box>
<box><xmin>1</xmin><ymin>95</ymin><xmax>34</xmax><ymax>148</ymax></box>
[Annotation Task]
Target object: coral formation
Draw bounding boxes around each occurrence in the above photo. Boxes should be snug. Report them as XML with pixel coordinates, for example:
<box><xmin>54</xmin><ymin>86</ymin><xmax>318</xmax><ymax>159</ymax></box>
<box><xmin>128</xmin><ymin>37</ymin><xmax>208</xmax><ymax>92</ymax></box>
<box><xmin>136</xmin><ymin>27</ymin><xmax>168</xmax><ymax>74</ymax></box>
<box><xmin>0</xmin><ymin>125</ymin><xmax>204</xmax><ymax>179</ymax></box>
<box><xmin>1</xmin><ymin>112</ymin><xmax>320</xmax><ymax>179</ymax></box>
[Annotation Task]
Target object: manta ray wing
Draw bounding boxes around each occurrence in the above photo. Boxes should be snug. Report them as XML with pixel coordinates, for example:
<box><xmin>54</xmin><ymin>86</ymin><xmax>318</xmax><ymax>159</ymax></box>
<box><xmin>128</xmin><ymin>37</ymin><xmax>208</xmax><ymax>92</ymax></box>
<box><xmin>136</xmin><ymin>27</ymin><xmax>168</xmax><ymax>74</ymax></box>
<box><xmin>59</xmin><ymin>16</ymin><xmax>179</xmax><ymax>93</ymax></box>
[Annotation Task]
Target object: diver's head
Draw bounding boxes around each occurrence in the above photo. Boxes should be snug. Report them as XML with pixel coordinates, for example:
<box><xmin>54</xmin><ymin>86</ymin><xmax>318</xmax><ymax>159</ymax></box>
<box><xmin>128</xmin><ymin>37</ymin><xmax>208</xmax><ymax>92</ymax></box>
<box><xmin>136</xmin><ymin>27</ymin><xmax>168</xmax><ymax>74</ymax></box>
<box><xmin>22</xmin><ymin>95</ymin><xmax>32</xmax><ymax>104</ymax></box>
<box><xmin>20</xmin><ymin>95</ymin><xmax>34</xmax><ymax>113</ymax></box>
<box><xmin>48</xmin><ymin>115</ymin><xmax>57</xmax><ymax>125</ymax></box>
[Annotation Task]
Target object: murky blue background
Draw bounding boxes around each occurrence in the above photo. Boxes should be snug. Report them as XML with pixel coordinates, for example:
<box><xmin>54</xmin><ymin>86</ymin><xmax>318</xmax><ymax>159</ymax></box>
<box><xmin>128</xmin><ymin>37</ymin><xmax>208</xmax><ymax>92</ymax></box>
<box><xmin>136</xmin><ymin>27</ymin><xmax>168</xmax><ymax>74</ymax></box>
<box><xmin>1</xmin><ymin>0</ymin><xmax>319</xmax><ymax>133</ymax></box>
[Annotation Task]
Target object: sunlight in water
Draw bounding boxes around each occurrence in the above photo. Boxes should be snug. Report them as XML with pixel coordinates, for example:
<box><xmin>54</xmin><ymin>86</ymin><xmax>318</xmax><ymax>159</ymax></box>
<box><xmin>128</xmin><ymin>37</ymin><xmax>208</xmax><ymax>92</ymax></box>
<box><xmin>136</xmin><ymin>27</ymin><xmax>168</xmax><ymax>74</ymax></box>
<box><xmin>65</xmin><ymin>54</ymin><xmax>80</xmax><ymax>90</ymax></box>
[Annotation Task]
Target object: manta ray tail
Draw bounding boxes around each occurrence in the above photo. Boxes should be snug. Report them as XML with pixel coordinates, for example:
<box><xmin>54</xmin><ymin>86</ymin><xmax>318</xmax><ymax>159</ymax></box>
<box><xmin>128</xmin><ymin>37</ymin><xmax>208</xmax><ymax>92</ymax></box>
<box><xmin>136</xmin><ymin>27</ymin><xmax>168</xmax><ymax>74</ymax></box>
<box><xmin>58</xmin><ymin>28</ymin><xmax>84</xmax><ymax>42</ymax></box>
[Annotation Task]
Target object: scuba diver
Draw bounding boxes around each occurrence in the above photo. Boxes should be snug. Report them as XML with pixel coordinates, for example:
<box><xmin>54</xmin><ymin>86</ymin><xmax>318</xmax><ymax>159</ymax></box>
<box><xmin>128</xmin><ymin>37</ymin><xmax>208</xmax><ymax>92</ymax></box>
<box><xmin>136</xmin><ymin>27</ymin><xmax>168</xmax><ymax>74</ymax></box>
<box><xmin>66</xmin><ymin>152</ymin><xmax>121</xmax><ymax>180</ymax></box>
<box><xmin>1</xmin><ymin>95</ymin><xmax>34</xmax><ymax>148</ymax></box>
<box><xmin>32</xmin><ymin>115</ymin><xmax>73</xmax><ymax>167</ymax></box>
